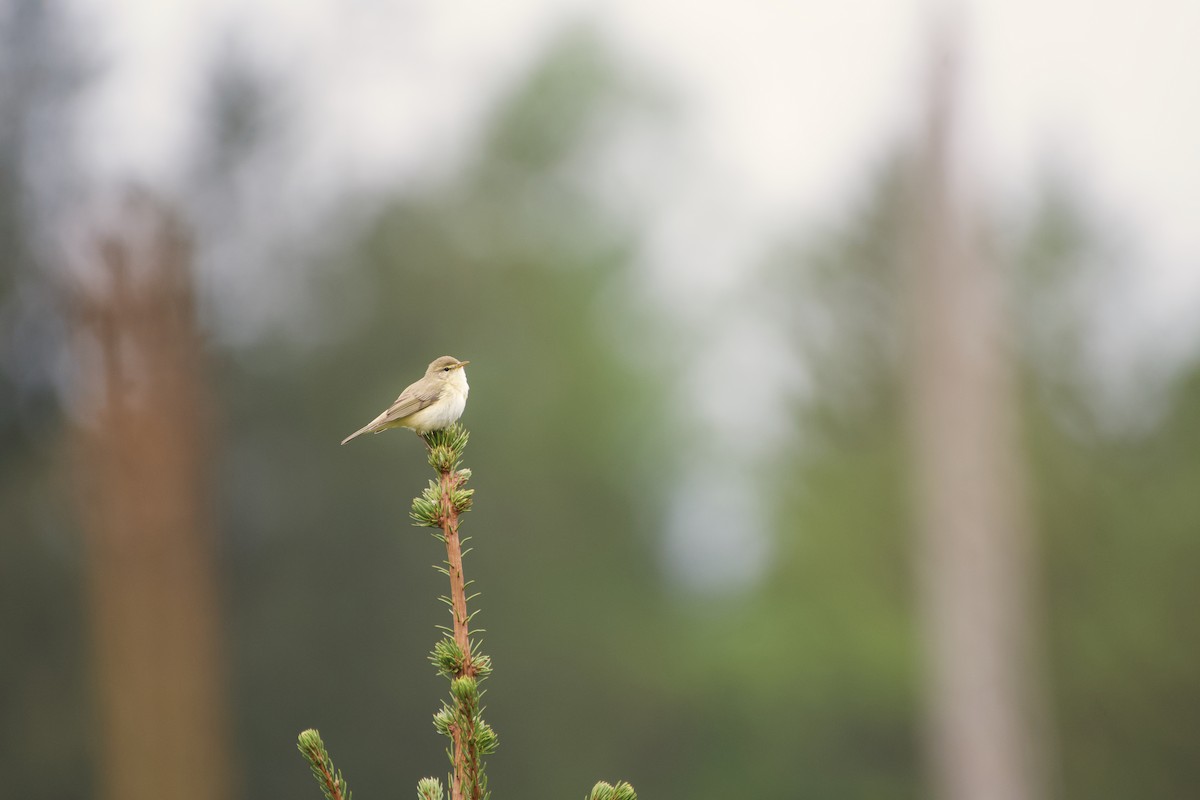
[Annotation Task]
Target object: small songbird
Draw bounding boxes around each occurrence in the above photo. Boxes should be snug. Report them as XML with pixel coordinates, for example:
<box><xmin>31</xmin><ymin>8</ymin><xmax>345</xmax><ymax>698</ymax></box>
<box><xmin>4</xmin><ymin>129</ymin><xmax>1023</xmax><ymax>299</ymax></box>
<box><xmin>341</xmin><ymin>356</ymin><xmax>470</xmax><ymax>444</ymax></box>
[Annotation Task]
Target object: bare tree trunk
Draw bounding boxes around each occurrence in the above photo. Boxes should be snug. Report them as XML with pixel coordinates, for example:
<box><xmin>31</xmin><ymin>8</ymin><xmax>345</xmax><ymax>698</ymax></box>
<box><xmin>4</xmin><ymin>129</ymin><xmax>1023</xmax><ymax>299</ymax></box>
<box><xmin>905</xmin><ymin>31</ymin><xmax>1050</xmax><ymax>800</ymax></box>
<box><xmin>68</xmin><ymin>191</ymin><xmax>233</xmax><ymax>800</ymax></box>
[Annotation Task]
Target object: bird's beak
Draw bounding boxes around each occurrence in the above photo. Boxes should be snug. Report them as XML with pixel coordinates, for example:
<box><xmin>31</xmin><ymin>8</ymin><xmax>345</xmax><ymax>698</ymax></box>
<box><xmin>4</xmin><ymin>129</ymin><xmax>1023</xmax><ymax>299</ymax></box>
<box><xmin>457</xmin><ymin>360</ymin><xmax>470</xmax><ymax>368</ymax></box>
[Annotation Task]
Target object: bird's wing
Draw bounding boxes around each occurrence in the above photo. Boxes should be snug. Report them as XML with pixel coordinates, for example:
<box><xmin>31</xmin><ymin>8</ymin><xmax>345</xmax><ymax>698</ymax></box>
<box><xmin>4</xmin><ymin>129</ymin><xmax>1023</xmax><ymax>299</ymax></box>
<box><xmin>375</xmin><ymin>381</ymin><xmax>443</xmax><ymax>426</ymax></box>
<box><xmin>341</xmin><ymin>380</ymin><xmax>445</xmax><ymax>444</ymax></box>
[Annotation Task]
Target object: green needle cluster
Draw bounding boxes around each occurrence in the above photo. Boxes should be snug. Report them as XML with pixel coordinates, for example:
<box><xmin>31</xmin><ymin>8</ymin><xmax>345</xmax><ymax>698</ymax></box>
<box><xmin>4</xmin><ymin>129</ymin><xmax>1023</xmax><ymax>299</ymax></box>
<box><xmin>410</xmin><ymin>426</ymin><xmax>474</xmax><ymax>528</ymax></box>
<box><xmin>296</xmin><ymin>729</ymin><xmax>352</xmax><ymax>800</ymax></box>
<box><xmin>589</xmin><ymin>781</ymin><xmax>638</xmax><ymax>800</ymax></box>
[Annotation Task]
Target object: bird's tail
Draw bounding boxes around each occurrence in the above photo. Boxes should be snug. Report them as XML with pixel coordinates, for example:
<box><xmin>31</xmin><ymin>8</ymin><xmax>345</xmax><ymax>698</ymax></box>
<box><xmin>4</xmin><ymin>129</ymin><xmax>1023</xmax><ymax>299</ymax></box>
<box><xmin>340</xmin><ymin>423</ymin><xmax>375</xmax><ymax>445</ymax></box>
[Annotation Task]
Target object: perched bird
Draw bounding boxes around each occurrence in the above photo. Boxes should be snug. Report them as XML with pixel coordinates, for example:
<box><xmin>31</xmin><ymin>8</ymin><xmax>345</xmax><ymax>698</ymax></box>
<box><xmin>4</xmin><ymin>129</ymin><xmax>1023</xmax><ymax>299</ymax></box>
<box><xmin>341</xmin><ymin>356</ymin><xmax>470</xmax><ymax>444</ymax></box>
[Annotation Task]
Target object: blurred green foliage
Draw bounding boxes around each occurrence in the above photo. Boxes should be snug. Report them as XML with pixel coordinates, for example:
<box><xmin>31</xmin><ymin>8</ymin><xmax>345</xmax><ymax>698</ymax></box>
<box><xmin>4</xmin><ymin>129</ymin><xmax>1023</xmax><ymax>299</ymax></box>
<box><xmin>1</xmin><ymin>11</ymin><xmax>1199</xmax><ymax>800</ymax></box>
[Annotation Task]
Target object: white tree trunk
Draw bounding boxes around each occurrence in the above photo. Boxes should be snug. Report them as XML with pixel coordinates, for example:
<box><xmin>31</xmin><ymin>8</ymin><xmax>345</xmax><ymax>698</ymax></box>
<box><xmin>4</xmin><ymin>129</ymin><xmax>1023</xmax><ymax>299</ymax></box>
<box><xmin>905</xmin><ymin>31</ymin><xmax>1051</xmax><ymax>800</ymax></box>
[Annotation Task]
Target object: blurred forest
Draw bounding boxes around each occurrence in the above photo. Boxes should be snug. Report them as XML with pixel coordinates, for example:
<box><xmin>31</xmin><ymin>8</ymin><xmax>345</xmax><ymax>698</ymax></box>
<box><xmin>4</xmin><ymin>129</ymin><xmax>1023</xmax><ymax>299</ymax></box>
<box><xmin>3</xmin><ymin>3</ymin><xmax>1199</xmax><ymax>800</ymax></box>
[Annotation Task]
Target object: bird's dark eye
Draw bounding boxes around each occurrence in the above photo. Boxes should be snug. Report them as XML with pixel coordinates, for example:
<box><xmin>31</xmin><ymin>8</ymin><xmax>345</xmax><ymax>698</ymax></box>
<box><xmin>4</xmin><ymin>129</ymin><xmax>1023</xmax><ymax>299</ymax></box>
<box><xmin>443</xmin><ymin>367</ymin><xmax>451</xmax><ymax>372</ymax></box>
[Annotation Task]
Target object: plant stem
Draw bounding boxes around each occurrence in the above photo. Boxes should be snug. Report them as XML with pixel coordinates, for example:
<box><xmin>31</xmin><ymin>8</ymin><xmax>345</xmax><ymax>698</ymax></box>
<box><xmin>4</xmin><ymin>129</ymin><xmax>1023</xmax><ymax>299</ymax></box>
<box><xmin>439</xmin><ymin>466</ymin><xmax>475</xmax><ymax>677</ymax></box>
<box><xmin>314</xmin><ymin>756</ymin><xmax>347</xmax><ymax>800</ymax></box>
<box><xmin>297</xmin><ymin>729</ymin><xmax>351</xmax><ymax>800</ymax></box>
<box><xmin>434</xmin><ymin>461</ymin><xmax>480</xmax><ymax>800</ymax></box>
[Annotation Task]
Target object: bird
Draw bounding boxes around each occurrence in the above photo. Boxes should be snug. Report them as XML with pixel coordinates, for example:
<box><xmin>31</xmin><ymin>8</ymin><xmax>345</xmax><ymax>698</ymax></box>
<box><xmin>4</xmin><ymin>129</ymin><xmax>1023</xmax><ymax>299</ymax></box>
<box><xmin>341</xmin><ymin>356</ymin><xmax>470</xmax><ymax>444</ymax></box>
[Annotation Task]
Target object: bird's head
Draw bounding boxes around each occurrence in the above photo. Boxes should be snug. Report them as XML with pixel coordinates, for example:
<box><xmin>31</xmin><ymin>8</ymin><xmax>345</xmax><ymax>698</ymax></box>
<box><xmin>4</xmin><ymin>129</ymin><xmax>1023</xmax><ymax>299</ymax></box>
<box><xmin>427</xmin><ymin>355</ymin><xmax>470</xmax><ymax>380</ymax></box>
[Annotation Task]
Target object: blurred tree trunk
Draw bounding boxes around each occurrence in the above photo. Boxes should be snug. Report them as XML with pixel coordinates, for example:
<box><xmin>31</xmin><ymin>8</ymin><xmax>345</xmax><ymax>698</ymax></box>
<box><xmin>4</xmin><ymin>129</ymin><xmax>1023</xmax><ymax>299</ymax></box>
<box><xmin>905</xmin><ymin>34</ymin><xmax>1050</xmax><ymax>800</ymax></box>
<box><xmin>68</xmin><ymin>192</ymin><xmax>233</xmax><ymax>800</ymax></box>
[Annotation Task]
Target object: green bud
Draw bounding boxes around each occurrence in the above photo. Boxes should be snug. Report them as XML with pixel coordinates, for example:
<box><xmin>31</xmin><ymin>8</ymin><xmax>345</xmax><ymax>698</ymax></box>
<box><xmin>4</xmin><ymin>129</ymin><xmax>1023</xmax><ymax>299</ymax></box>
<box><xmin>416</xmin><ymin>777</ymin><xmax>445</xmax><ymax>800</ymax></box>
<box><xmin>474</xmin><ymin>720</ymin><xmax>499</xmax><ymax>755</ymax></box>
<box><xmin>430</xmin><ymin>637</ymin><xmax>466</xmax><ymax>677</ymax></box>
<box><xmin>451</xmin><ymin>488</ymin><xmax>474</xmax><ymax>513</ymax></box>
<box><xmin>589</xmin><ymin>781</ymin><xmax>637</xmax><ymax>800</ymax></box>
<box><xmin>432</xmin><ymin>703</ymin><xmax>454</xmax><ymax>737</ymax></box>
<box><xmin>450</xmin><ymin>676</ymin><xmax>477</xmax><ymax>705</ymax></box>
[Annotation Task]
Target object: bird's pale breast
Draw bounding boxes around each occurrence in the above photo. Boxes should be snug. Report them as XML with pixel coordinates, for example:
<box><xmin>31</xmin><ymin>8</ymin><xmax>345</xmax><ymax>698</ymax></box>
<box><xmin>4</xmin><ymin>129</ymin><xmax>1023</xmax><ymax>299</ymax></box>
<box><xmin>404</xmin><ymin>381</ymin><xmax>467</xmax><ymax>434</ymax></box>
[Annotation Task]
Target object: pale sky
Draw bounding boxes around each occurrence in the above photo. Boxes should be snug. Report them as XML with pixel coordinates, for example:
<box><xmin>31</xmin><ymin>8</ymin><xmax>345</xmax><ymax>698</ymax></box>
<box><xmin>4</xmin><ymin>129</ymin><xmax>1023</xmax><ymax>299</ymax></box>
<box><xmin>75</xmin><ymin>0</ymin><xmax>1200</xmax><ymax>333</ymax></box>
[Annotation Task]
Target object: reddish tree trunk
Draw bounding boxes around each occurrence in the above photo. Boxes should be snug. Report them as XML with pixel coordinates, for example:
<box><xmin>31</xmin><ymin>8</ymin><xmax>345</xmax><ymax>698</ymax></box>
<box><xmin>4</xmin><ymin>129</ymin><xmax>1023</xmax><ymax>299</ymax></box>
<box><xmin>69</xmin><ymin>194</ymin><xmax>233</xmax><ymax>800</ymax></box>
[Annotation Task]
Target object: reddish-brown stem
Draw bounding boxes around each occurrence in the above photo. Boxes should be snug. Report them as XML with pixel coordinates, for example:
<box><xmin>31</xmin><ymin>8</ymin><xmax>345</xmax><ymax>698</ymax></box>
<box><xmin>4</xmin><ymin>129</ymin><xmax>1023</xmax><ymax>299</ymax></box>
<box><xmin>437</xmin><ymin>466</ymin><xmax>479</xmax><ymax>800</ymax></box>
<box><xmin>449</xmin><ymin>723</ymin><xmax>465</xmax><ymax>800</ymax></box>
<box><xmin>303</xmin><ymin>745</ymin><xmax>346</xmax><ymax>800</ymax></box>
<box><xmin>439</xmin><ymin>468</ymin><xmax>475</xmax><ymax>677</ymax></box>
<box><xmin>448</xmin><ymin>720</ymin><xmax>476</xmax><ymax>800</ymax></box>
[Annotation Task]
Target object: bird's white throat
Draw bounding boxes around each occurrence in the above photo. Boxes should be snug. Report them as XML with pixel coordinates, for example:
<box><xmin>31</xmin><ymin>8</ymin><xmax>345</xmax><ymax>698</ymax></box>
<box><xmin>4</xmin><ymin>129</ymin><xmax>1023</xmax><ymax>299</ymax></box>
<box><xmin>451</xmin><ymin>367</ymin><xmax>469</xmax><ymax>398</ymax></box>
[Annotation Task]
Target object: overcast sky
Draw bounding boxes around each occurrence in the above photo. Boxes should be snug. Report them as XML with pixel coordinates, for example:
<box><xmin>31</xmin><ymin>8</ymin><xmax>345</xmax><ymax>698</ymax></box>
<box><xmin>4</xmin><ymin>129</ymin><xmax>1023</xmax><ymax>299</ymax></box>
<box><xmin>74</xmin><ymin>0</ymin><xmax>1200</xmax><ymax>336</ymax></box>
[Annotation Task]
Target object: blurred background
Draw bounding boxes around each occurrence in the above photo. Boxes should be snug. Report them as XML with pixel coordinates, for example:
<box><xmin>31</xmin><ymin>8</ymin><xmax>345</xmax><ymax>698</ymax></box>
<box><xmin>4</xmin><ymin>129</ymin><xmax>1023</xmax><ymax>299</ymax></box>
<box><xmin>3</xmin><ymin>1</ymin><xmax>1199</xmax><ymax>799</ymax></box>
